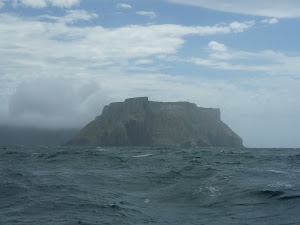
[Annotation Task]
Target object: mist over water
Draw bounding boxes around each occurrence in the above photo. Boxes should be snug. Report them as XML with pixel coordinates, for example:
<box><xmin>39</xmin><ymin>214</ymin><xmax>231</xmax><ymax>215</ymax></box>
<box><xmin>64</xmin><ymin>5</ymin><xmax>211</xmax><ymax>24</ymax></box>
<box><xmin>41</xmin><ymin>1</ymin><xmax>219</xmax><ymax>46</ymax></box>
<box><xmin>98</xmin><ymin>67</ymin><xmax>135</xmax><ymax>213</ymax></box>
<box><xmin>1</xmin><ymin>146</ymin><xmax>300</xmax><ymax>225</ymax></box>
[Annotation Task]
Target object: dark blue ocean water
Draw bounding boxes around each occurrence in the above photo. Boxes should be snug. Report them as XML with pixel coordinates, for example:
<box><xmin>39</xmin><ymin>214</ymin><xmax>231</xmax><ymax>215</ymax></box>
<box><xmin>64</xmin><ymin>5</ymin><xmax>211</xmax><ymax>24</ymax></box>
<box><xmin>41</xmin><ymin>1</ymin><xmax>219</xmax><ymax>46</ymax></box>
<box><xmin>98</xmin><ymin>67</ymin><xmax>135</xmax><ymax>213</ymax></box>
<box><xmin>1</xmin><ymin>146</ymin><xmax>300</xmax><ymax>225</ymax></box>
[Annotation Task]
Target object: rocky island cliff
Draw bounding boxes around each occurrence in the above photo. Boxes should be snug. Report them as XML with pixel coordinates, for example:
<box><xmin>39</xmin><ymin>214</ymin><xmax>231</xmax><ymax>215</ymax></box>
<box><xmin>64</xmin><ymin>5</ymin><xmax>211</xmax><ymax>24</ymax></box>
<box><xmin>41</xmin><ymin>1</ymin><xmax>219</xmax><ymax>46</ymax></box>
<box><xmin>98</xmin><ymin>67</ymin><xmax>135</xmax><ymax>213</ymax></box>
<box><xmin>66</xmin><ymin>97</ymin><xmax>243</xmax><ymax>147</ymax></box>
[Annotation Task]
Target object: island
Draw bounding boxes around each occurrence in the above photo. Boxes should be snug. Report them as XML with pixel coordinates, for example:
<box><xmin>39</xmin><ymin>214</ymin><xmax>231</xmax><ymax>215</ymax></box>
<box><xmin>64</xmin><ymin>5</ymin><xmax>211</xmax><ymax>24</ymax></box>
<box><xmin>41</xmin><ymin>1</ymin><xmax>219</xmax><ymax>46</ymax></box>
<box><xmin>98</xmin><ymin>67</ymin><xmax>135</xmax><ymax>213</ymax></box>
<box><xmin>66</xmin><ymin>97</ymin><xmax>243</xmax><ymax>147</ymax></box>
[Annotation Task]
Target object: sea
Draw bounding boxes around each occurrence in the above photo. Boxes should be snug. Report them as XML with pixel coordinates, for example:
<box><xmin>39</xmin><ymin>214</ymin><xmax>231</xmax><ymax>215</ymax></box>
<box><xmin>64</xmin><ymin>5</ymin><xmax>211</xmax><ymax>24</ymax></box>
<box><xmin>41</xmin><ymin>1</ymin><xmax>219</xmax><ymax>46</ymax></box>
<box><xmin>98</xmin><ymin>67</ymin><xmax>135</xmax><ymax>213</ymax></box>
<box><xmin>1</xmin><ymin>146</ymin><xmax>300</xmax><ymax>225</ymax></box>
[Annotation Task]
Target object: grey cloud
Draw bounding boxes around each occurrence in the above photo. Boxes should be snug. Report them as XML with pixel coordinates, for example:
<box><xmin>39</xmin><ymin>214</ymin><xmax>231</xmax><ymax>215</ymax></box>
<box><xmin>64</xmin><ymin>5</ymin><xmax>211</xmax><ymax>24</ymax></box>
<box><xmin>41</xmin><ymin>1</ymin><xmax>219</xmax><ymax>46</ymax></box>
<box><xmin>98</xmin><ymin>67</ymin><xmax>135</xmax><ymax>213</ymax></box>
<box><xmin>8</xmin><ymin>77</ymin><xmax>110</xmax><ymax>129</ymax></box>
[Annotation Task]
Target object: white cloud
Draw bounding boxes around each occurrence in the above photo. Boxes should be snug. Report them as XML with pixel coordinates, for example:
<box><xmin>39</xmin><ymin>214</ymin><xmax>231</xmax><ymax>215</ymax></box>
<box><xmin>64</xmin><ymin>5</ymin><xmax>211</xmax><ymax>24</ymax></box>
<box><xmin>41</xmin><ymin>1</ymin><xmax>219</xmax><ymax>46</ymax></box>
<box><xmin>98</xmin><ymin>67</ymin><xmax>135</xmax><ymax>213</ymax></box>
<box><xmin>188</xmin><ymin>42</ymin><xmax>300</xmax><ymax>76</ymax></box>
<box><xmin>60</xmin><ymin>10</ymin><xmax>98</xmax><ymax>23</ymax></box>
<box><xmin>11</xmin><ymin>0</ymin><xmax>80</xmax><ymax>8</ymax></box>
<box><xmin>134</xmin><ymin>59</ymin><xmax>153</xmax><ymax>65</ymax></box>
<box><xmin>116</xmin><ymin>3</ymin><xmax>132</xmax><ymax>9</ymax></box>
<box><xmin>166</xmin><ymin>0</ymin><xmax>300</xmax><ymax>18</ymax></box>
<box><xmin>261</xmin><ymin>18</ymin><xmax>279</xmax><ymax>24</ymax></box>
<box><xmin>11</xmin><ymin>0</ymin><xmax>41</xmax><ymax>8</ymax></box>
<box><xmin>0</xmin><ymin>13</ymin><xmax>256</xmax><ymax>129</ymax></box>
<box><xmin>190</xmin><ymin>57</ymin><xmax>270</xmax><ymax>71</ymax></box>
<box><xmin>0</xmin><ymin>0</ymin><xmax>7</xmax><ymax>8</ymax></box>
<box><xmin>0</xmin><ymin>13</ymin><xmax>255</xmax><ymax>72</ymax></box>
<box><xmin>208</xmin><ymin>41</ymin><xmax>233</xmax><ymax>60</ymax></box>
<box><xmin>229</xmin><ymin>21</ymin><xmax>255</xmax><ymax>33</ymax></box>
<box><xmin>47</xmin><ymin>0</ymin><xmax>80</xmax><ymax>8</ymax></box>
<box><xmin>136</xmin><ymin>11</ymin><xmax>157</xmax><ymax>19</ymax></box>
<box><xmin>38</xmin><ymin>10</ymin><xmax>98</xmax><ymax>25</ymax></box>
<box><xmin>208</xmin><ymin>41</ymin><xmax>227</xmax><ymax>52</ymax></box>
<box><xmin>0</xmin><ymin>13</ymin><xmax>256</xmax><ymax>110</ymax></box>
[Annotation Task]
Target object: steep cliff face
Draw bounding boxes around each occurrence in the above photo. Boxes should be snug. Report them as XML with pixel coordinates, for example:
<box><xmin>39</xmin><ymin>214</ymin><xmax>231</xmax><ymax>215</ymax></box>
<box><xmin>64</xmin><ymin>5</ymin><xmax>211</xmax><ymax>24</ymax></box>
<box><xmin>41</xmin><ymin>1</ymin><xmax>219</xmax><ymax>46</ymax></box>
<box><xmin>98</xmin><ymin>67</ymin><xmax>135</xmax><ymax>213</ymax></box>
<box><xmin>66</xmin><ymin>97</ymin><xmax>243</xmax><ymax>147</ymax></box>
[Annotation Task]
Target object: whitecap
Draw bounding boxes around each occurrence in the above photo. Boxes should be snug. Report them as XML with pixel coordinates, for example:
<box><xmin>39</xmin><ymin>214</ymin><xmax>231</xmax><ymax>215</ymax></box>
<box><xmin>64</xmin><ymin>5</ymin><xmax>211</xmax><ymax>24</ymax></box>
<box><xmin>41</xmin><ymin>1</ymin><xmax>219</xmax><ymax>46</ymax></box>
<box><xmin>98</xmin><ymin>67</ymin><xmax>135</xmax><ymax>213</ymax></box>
<box><xmin>144</xmin><ymin>199</ymin><xmax>150</xmax><ymax>204</ymax></box>
<box><xmin>267</xmin><ymin>182</ymin><xmax>294</xmax><ymax>189</ymax></box>
<box><xmin>95</xmin><ymin>147</ymin><xmax>109</xmax><ymax>152</ymax></box>
<box><xmin>132</xmin><ymin>153</ymin><xmax>153</xmax><ymax>158</ymax></box>
<box><xmin>267</xmin><ymin>169</ymin><xmax>288</xmax><ymax>175</ymax></box>
<box><xmin>31</xmin><ymin>153</ymin><xmax>44</xmax><ymax>157</ymax></box>
<box><xmin>206</xmin><ymin>186</ymin><xmax>219</xmax><ymax>195</ymax></box>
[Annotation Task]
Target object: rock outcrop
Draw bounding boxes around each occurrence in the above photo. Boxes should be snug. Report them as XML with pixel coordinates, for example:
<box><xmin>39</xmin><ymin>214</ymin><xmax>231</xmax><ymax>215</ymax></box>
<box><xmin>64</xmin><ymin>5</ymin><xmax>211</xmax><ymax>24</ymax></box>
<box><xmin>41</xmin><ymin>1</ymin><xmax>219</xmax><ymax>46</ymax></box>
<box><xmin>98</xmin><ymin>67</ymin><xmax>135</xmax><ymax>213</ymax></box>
<box><xmin>66</xmin><ymin>97</ymin><xmax>243</xmax><ymax>147</ymax></box>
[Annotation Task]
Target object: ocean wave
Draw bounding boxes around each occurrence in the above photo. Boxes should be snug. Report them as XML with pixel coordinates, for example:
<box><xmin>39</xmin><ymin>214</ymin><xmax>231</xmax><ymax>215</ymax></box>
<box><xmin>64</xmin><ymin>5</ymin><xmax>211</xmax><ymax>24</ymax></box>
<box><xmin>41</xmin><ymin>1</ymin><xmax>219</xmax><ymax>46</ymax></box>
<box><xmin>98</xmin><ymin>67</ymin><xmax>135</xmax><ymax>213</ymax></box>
<box><xmin>280</xmin><ymin>195</ymin><xmax>300</xmax><ymax>200</ymax></box>
<box><xmin>132</xmin><ymin>153</ymin><xmax>153</xmax><ymax>158</ymax></box>
<box><xmin>255</xmin><ymin>190</ymin><xmax>285</xmax><ymax>198</ymax></box>
<box><xmin>1</xmin><ymin>146</ymin><xmax>300</xmax><ymax>225</ymax></box>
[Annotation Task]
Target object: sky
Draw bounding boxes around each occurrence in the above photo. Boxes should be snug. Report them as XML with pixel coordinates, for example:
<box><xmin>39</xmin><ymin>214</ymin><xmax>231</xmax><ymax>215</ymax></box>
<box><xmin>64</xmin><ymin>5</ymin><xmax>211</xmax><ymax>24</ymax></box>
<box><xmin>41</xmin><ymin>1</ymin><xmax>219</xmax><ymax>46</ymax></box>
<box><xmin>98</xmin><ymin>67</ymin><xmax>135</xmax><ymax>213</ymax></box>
<box><xmin>0</xmin><ymin>0</ymin><xmax>300</xmax><ymax>148</ymax></box>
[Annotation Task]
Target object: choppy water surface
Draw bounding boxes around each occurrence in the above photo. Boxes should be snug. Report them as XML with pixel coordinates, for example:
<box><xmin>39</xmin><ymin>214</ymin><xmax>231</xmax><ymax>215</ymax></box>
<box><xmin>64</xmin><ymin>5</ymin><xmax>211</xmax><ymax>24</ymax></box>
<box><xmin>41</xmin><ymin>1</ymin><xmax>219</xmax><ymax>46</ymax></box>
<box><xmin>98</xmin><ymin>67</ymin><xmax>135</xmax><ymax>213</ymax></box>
<box><xmin>1</xmin><ymin>146</ymin><xmax>300</xmax><ymax>225</ymax></box>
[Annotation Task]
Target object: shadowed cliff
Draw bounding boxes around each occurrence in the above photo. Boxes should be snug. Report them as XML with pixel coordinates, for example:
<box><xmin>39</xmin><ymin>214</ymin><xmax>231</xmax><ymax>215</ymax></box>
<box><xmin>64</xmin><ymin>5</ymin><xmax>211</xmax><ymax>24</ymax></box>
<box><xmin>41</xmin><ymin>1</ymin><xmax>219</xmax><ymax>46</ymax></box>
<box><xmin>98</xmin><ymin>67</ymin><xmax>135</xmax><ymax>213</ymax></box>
<box><xmin>66</xmin><ymin>97</ymin><xmax>243</xmax><ymax>147</ymax></box>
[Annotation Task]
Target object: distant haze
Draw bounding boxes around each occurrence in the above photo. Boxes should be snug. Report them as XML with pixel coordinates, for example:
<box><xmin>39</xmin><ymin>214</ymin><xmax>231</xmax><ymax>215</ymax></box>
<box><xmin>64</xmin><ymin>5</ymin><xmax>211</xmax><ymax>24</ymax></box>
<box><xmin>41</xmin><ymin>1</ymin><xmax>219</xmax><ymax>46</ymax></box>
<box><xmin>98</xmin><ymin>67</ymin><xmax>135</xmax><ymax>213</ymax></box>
<box><xmin>0</xmin><ymin>0</ymin><xmax>300</xmax><ymax>148</ymax></box>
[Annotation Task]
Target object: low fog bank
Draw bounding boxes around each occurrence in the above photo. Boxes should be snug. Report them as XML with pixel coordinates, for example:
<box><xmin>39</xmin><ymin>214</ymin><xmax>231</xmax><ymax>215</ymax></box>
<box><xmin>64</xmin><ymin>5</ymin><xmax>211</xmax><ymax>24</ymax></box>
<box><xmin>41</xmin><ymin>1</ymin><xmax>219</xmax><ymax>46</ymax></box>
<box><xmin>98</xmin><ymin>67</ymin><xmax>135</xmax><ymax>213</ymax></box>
<box><xmin>0</xmin><ymin>77</ymin><xmax>111</xmax><ymax>146</ymax></box>
<box><xmin>2</xmin><ymin>77</ymin><xmax>110</xmax><ymax>130</ymax></box>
